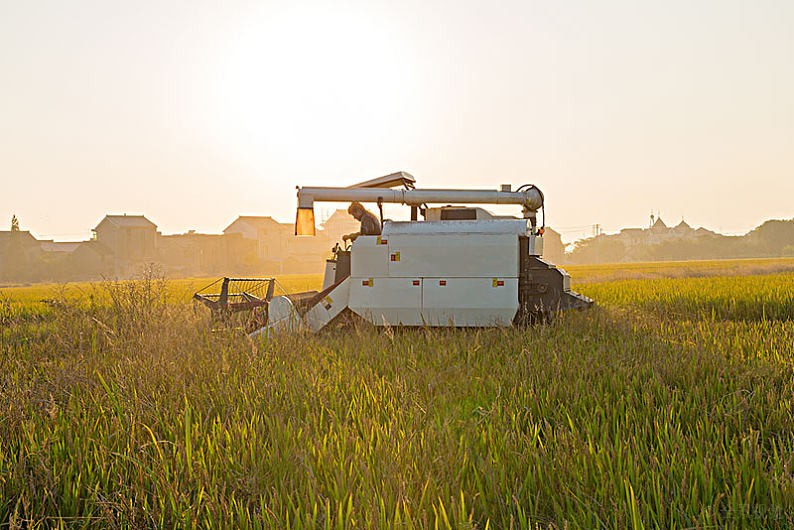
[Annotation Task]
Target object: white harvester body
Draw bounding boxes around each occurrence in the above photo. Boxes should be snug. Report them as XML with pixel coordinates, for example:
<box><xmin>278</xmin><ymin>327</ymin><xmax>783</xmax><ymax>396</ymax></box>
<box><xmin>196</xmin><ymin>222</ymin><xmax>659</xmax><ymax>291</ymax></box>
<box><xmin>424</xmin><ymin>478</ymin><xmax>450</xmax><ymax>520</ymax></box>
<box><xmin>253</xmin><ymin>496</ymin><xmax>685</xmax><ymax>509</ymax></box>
<box><xmin>348</xmin><ymin>220</ymin><xmax>530</xmax><ymax>327</ymax></box>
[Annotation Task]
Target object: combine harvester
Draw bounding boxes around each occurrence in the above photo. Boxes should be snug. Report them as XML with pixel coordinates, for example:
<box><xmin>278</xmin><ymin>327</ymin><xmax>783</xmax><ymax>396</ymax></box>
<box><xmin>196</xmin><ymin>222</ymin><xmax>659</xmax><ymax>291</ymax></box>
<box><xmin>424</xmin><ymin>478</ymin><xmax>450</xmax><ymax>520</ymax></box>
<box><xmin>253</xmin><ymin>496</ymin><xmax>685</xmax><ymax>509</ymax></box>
<box><xmin>246</xmin><ymin>172</ymin><xmax>592</xmax><ymax>336</ymax></box>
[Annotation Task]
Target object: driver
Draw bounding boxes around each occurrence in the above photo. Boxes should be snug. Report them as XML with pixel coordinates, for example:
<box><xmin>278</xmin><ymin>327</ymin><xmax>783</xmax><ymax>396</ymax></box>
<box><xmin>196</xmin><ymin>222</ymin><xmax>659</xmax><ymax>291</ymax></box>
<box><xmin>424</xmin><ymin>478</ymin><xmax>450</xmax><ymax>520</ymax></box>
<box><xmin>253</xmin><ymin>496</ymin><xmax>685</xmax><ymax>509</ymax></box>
<box><xmin>342</xmin><ymin>202</ymin><xmax>382</xmax><ymax>242</ymax></box>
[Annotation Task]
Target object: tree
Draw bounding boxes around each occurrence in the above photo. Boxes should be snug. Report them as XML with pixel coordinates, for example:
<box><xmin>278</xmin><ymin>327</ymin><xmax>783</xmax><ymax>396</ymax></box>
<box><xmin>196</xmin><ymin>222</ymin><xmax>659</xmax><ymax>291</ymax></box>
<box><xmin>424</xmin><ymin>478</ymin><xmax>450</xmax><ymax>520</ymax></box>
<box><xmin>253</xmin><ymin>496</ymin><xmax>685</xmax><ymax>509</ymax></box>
<box><xmin>568</xmin><ymin>236</ymin><xmax>627</xmax><ymax>264</ymax></box>
<box><xmin>10</xmin><ymin>215</ymin><xmax>19</xmax><ymax>232</ymax></box>
<box><xmin>747</xmin><ymin>219</ymin><xmax>794</xmax><ymax>255</ymax></box>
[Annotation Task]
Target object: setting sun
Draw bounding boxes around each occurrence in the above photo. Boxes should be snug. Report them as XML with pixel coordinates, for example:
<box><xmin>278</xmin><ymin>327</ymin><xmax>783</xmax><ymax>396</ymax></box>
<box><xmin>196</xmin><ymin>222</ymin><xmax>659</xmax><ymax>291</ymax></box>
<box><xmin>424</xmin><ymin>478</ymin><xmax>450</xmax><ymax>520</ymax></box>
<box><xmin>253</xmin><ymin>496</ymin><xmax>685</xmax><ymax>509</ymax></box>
<box><xmin>215</xmin><ymin>4</ymin><xmax>419</xmax><ymax>167</ymax></box>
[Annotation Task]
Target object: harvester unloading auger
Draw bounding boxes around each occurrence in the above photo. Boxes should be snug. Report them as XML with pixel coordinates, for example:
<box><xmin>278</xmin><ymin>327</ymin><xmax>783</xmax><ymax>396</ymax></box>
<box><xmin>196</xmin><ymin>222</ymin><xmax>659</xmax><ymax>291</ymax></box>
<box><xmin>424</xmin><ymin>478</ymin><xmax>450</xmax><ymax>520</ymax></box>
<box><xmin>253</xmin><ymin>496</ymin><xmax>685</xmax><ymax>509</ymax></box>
<box><xmin>223</xmin><ymin>172</ymin><xmax>592</xmax><ymax>337</ymax></box>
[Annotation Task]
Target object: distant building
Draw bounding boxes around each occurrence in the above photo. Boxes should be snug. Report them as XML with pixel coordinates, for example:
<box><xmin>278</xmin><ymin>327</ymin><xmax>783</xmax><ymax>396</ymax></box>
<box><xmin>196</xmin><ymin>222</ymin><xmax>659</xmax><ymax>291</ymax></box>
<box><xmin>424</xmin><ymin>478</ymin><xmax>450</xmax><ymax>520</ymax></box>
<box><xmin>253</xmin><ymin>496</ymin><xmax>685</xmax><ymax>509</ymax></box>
<box><xmin>0</xmin><ymin>230</ymin><xmax>42</xmax><ymax>282</ymax></box>
<box><xmin>541</xmin><ymin>227</ymin><xmax>566</xmax><ymax>264</ymax></box>
<box><xmin>158</xmin><ymin>232</ymin><xmax>256</xmax><ymax>276</ymax></box>
<box><xmin>651</xmin><ymin>216</ymin><xmax>668</xmax><ymax>231</ymax></box>
<box><xmin>93</xmin><ymin>214</ymin><xmax>158</xmax><ymax>277</ymax></box>
<box><xmin>223</xmin><ymin>215</ymin><xmax>335</xmax><ymax>274</ymax></box>
<box><xmin>67</xmin><ymin>241</ymin><xmax>114</xmax><ymax>280</ymax></box>
<box><xmin>321</xmin><ymin>209</ymin><xmax>360</xmax><ymax>239</ymax></box>
<box><xmin>614</xmin><ymin>217</ymin><xmax>713</xmax><ymax>254</ymax></box>
<box><xmin>39</xmin><ymin>241</ymin><xmax>81</xmax><ymax>254</ymax></box>
<box><xmin>223</xmin><ymin>216</ymin><xmax>291</xmax><ymax>260</ymax></box>
<box><xmin>672</xmin><ymin>219</ymin><xmax>692</xmax><ymax>236</ymax></box>
<box><xmin>571</xmin><ymin>216</ymin><xmax>722</xmax><ymax>263</ymax></box>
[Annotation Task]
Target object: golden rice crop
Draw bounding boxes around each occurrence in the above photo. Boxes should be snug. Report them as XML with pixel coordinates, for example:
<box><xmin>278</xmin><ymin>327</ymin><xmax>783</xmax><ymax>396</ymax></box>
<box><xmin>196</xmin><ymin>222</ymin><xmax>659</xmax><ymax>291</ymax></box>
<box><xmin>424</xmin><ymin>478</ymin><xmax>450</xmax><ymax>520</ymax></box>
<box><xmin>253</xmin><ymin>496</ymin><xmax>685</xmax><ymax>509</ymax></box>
<box><xmin>1</xmin><ymin>262</ymin><xmax>793</xmax><ymax>528</ymax></box>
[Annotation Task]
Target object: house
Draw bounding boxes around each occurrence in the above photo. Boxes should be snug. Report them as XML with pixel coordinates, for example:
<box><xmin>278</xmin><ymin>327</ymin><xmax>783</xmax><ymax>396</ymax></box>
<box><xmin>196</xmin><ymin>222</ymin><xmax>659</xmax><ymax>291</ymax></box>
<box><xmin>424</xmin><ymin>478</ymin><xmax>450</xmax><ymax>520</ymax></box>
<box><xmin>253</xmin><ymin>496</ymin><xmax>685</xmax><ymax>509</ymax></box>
<box><xmin>570</xmin><ymin>214</ymin><xmax>730</xmax><ymax>263</ymax></box>
<box><xmin>283</xmin><ymin>223</ymin><xmax>338</xmax><ymax>274</ymax></box>
<box><xmin>34</xmin><ymin>240</ymin><xmax>81</xmax><ymax>282</ymax></box>
<box><xmin>541</xmin><ymin>227</ymin><xmax>566</xmax><ymax>264</ymax></box>
<box><xmin>158</xmin><ymin>232</ymin><xmax>256</xmax><ymax>276</ymax></box>
<box><xmin>321</xmin><ymin>209</ymin><xmax>360</xmax><ymax>240</ymax></box>
<box><xmin>617</xmin><ymin>228</ymin><xmax>646</xmax><ymax>247</ymax></box>
<box><xmin>223</xmin><ymin>215</ymin><xmax>337</xmax><ymax>274</ymax></box>
<box><xmin>93</xmin><ymin>214</ymin><xmax>158</xmax><ymax>277</ymax></box>
<box><xmin>0</xmin><ymin>230</ymin><xmax>43</xmax><ymax>282</ymax></box>
<box><xmin>65</xmin><ymin>241</ymin><xmax>114</xmax><ymax>280</ymax></box>
<box><xmin>223</xmin><ymin>216</ymin><xmax>291</xmax><ymax>260</ymax></box>
<box><xmin>672</xmin><ymin>219</ymin><xmax>692</xmax><ymax>236</ymax></box>
<box><xmin>39</xmin><ymin>241</ymin><xmax>81</xmax><ymax>253</ymax></box>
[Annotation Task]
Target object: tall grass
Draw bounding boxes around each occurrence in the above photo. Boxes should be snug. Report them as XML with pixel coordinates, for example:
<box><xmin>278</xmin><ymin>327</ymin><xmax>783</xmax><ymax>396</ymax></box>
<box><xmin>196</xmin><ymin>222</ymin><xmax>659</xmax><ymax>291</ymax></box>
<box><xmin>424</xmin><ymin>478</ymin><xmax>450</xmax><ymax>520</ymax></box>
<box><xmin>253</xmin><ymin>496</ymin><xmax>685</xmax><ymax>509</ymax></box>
<box><xmin>1</xmin><ymin>269</ymin><xmax>793</xmax><ymax>528</ymax></box>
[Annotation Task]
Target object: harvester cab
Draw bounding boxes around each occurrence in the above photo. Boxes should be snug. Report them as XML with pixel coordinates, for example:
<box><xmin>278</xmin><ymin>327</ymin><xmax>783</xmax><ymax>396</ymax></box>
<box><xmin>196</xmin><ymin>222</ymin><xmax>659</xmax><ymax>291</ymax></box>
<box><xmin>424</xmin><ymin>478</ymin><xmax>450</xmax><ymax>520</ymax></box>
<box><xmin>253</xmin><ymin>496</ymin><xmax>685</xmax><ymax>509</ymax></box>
<box><xmin>243</xmin><ymin>172</ymin><xmax>593</xmax><ymax>337</ymax></box>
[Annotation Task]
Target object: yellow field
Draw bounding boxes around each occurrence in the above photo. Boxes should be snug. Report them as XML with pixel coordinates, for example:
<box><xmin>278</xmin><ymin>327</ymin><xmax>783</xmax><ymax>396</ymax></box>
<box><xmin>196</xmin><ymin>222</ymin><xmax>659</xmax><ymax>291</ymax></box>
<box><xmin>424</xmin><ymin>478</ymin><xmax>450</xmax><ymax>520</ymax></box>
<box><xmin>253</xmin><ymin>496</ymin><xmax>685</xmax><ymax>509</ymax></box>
<box><xmin>0</xmin><ymin>274</ymin><xmax>324</xmax><ymax>308</ymax></box>
<box><xmin>3</xmin><ymin>257</ymin><xmax>794</xmax><ymax>305</ymax></box>
<box><xmin>1</xmin><ymin>258</ymin><xmax>793</xmax><ymax>528</ymax></box>
<box><xmin>565</xmin><ymin>256</ymin><xmax>794</xmax><ymax>283</ymax></box>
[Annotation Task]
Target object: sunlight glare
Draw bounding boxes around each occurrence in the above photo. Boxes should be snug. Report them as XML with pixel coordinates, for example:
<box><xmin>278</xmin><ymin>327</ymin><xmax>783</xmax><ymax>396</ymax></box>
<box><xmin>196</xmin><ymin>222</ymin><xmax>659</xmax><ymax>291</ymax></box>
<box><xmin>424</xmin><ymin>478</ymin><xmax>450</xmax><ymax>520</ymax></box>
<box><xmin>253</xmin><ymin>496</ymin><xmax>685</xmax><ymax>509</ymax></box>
<box><xmin>216</xmin><ymin>5</ymin><xmax>416</xmax><ymax>167</ymax></box>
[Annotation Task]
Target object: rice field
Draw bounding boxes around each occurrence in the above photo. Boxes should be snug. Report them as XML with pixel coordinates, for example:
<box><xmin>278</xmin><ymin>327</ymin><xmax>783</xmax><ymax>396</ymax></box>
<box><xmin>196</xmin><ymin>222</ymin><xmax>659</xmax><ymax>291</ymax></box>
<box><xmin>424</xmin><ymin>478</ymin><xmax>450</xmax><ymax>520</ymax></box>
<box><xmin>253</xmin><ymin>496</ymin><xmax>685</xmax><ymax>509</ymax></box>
<box><xmin>1</xmin><ymin>259</ymin><xmax>793</xmax><ymax>528</ymax></box>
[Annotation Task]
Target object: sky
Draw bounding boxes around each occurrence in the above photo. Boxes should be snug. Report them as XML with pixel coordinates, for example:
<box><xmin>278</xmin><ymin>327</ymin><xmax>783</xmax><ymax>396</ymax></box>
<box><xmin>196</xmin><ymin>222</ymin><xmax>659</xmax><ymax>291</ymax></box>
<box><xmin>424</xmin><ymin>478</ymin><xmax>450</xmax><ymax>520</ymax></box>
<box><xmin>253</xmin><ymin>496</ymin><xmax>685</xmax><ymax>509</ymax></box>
<box><xmin>2</xmin><ymin>0</ymin><xmax>792</xmax><ymax>243</ymax></box>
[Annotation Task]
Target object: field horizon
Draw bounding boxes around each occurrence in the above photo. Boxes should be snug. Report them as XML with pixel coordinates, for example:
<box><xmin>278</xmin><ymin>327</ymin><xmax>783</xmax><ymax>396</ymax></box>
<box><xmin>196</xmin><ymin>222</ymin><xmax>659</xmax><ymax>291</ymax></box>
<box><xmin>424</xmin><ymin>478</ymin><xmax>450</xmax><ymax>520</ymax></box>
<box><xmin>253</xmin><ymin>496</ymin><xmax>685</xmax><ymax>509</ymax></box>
<box><xmin>3</xmin><ymin>255</ymin><xmax>794</xmax><ymax>293</ymax></box>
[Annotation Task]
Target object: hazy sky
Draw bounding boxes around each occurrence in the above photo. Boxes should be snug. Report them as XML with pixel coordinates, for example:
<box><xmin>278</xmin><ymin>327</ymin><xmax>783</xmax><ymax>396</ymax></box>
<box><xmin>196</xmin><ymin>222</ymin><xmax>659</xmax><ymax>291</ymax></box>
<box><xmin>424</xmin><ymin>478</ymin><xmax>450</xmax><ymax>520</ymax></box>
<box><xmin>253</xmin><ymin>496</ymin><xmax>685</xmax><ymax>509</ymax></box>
<box><xmin>2</xmin><ymin>0</ymin><xmax>792</xmax><ymax>242</ymax></box>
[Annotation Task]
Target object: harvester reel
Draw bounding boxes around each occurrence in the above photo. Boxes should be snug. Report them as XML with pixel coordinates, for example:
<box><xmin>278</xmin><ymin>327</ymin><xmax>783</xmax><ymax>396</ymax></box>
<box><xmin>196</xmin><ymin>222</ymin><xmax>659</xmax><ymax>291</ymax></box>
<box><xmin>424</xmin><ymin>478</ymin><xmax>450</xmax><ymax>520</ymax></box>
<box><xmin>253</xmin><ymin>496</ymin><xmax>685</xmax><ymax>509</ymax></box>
<box><xmin>193</xmin><ymin>277</ymin><xmax>275</xmax><ymax>333</ymax></box>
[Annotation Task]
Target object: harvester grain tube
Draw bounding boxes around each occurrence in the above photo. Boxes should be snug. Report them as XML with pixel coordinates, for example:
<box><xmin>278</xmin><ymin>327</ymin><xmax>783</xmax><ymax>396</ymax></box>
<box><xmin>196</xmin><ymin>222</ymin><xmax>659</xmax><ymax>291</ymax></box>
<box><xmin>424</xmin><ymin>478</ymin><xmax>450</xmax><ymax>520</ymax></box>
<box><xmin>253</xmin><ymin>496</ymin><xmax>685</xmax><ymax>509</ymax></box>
<box><xmin>297</xmin><ymin>186</ymin><xmax>544</xmax><ymax>212</ymax></box>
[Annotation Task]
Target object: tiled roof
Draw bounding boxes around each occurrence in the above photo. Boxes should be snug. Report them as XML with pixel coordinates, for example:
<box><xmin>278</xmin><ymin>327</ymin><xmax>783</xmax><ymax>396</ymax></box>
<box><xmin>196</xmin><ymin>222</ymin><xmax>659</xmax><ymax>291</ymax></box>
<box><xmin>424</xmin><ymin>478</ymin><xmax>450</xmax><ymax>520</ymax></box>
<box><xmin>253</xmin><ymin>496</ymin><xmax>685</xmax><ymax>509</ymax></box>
<box><xmin>0</xmin><ymin>230</ymin><xmax>38</xmax><ymax>243</ymax></box>
<box><xmin>96</xmin><ymin>215</ymin><xmax>156</xmax><ymax>229</ymax></box>
<box><xmin>224</xmin><ymin>216</ymin><xmax>286</xmax><ymax>232</ymax></box>
<box><xmin>77</xmin><ymin>240</ymin><xmax>114</xmax><ymax>256</ymax></box>
<box><xmin>40</xmin><ymin>241</ymin><xmax>81</xmax><ymax>253</ymax></box>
